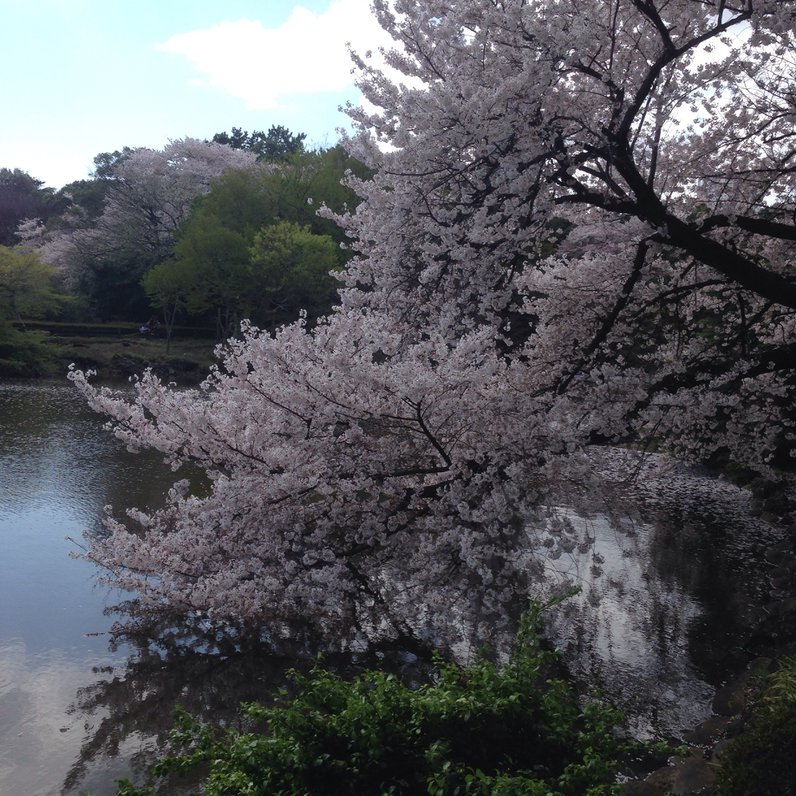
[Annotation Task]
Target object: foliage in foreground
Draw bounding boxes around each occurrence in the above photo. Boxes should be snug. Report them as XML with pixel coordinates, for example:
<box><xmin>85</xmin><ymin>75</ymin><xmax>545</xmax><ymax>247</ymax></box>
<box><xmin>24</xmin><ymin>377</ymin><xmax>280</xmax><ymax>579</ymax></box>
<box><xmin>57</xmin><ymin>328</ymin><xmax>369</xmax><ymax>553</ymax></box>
<box><xmin>118</xmin><ymin>605</ymin><xmax>642</xmax><ymax>796</ymax></box>
<box><xmin>716</xmin><ymin>656</ymin><xmax>796</xmax><ymax>795</ymax></box>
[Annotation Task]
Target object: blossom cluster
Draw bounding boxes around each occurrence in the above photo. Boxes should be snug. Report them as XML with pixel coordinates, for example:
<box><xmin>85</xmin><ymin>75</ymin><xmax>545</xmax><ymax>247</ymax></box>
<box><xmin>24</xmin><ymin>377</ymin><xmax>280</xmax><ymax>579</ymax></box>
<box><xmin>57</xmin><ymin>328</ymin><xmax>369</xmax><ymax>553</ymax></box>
<box><xmin>72</xmin><ymin>0</ymin><xmax>795</xmax><ymax>646</ymax></box>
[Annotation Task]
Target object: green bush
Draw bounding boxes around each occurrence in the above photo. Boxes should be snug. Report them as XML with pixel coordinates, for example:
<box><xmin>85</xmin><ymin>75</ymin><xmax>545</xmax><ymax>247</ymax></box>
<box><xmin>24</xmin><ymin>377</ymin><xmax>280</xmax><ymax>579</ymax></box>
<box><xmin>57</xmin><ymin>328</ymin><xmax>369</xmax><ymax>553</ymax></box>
<box><xmin>0</xmin><ymin>321</ymin><xmax>60</xmax><ymax>376</ymax></box>
<box><xmin>121</xmin><ymin>604</ymin><xmax>644</xmax><ymax>796</ymax></box>
<box><xmin>716</xmin><ymin>656</ymin><xmax>796</xmax><ymax>795</ymax></box>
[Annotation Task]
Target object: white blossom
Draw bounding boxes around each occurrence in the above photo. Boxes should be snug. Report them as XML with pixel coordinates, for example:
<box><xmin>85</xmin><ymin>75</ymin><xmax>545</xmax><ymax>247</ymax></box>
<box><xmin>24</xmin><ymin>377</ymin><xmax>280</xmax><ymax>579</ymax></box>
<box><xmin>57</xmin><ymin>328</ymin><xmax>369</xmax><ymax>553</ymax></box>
<box><xmin>72</xmin><ymin>0</ymin><xmax>795</xmax><ymax>647</ymax></box>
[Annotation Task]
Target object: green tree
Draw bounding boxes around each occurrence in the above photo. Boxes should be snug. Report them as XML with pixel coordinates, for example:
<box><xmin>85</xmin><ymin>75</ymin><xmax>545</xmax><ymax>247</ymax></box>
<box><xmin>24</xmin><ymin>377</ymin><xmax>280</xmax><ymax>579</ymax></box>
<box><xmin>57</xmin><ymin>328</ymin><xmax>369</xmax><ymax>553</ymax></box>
<box><xmin>187</xmin><ymin>146</ymin><xmax>365</xmax><ymax>245</ymax></box>
<box><xmin>184</xmin><ymin>168</ymin><xmax>282</xmax><ymax>240</ymax></box>
<box><xmin>302</xmin><ymin>144</ymin><xmax>373</xmax><ymax>245</ymax></box>
<box><xmin>248</xmin><ymin>221</ymin><xmax>341</xmax><ymax>327</ymax></box>
<box><xmin>91</xmin><ymin>148</ymin><xmax>134</xmax><ymax>181</ymax></box>
<box><xmin>171</xmin><ymin>221</ymin><xmax>252</xmax><ymax>340</ymax></box>
<box><xmin>212</xmin><ymin>125</ymin><xmax>306</xmax><ymax>162</ymax></box>
<box><xmin>0</xmin><ymin>244</ymin><xmax>63</xmax><ymax>375</ymax></box>
<box><xmin>151</xmin><ymin>170</ymin><xmax>273</xmax><ymax>339</ymax></box>
<box><xmin>167</xmin><ymin>219</ymin><xmax>339</xmax><ymax>338</ymax></box>
<box><xmin>141</xmin><ymin>258</ymin><xmax>192</xmax><ymax>352</ymax></box>
<box><xmin>157</xmin><ymin>147</ymin><xmax>361</xmax><ymax>336</ymax></box>
<box><xmin>0</xmin><ymin>321</ymin><xmax>57</xmax><ymax>376</ymax></box>
<box><xmin>0</xmin><ymin>245</ymin><xmax>62</xmax><ymax>323</ymax></box>
<box><xmin>57</xmin><ymin>178</ymin><xmax>109</xmax><ymax>221</ymax></box>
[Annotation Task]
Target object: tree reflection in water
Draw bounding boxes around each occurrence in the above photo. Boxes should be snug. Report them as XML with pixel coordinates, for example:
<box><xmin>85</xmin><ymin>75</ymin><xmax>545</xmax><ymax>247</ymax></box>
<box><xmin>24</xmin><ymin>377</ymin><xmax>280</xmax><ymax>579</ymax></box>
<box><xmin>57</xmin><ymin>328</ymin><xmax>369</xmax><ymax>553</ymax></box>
<box><xmin>62</xmin><ymin>608</ymin><xmax>438</xmax><ymax>794</ymax></box>
<box><xmin>63</xmin><ymin>450</ymin><xmax>786</xmax><ymax>791</ymax></box>
<box><xmin>544</xmin><ymin>450</ymin><xmax>784</xmax><ymax>739</ymax></box>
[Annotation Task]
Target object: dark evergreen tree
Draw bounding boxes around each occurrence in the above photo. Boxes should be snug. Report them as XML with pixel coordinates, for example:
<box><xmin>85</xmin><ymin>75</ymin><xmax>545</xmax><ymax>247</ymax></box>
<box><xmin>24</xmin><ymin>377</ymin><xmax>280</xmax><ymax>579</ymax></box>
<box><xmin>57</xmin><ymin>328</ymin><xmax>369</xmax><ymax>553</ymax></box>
<box><xmin>0</xmin><ymin>168</ymin><xmax>65</xmax><ymax>246</ymax></box>
<box><xmin>211</xmin><ymin>125</ymin><xmax>306</xmax><ymax>162</ymax></box>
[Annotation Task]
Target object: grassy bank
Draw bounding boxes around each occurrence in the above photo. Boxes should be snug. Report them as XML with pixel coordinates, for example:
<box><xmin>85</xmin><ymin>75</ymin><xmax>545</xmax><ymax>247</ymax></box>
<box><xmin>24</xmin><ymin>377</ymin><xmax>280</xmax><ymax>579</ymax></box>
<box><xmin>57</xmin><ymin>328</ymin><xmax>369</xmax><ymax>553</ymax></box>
<box><xmin>3</xmin><ymin>322</ymin><xmax>219</xmax><ymax>383</ymax></box>
<box><xmin>59</xmin><ymin>332</ymin><xmax>218</xmax><ymax>384</ymax></box>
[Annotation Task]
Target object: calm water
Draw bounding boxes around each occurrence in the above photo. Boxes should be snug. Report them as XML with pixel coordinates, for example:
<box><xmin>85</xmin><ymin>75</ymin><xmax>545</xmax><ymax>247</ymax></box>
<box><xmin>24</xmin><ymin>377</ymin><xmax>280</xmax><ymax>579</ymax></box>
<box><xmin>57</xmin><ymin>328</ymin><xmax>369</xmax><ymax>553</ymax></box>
<box><xmin>0</xmin><ymin>380</ymin><xmax>176</xmax><ymax>795</ymax></box>
<box><xmin>0</xmin><ymin>380</ymin><xmax>784</xmax><ymax>794</ymax></box>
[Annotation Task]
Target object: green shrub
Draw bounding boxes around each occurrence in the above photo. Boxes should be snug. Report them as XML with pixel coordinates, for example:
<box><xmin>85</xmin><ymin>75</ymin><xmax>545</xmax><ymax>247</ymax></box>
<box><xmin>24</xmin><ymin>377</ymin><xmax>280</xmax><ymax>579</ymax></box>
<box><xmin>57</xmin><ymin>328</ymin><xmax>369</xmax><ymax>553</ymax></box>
<box><xmin>124</xmin><ymin>604</ymin><xmax>644</xmax><ymax>795</ymax></box>
<box><xmin>0</xmin><ymin>321</ymin><xmax>60</xmax><ymax>376</ymax></box>
<box><xmin>716</xmin><ymin>656</ymin><xmax>796</xmax><ymax>795</ymax></box>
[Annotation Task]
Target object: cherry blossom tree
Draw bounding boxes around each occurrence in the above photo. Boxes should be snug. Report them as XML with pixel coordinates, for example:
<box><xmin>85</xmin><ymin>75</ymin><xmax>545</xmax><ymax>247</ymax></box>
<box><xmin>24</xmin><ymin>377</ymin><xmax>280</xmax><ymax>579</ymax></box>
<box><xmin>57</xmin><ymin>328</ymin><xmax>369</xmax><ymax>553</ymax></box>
<box><xmin>336</xmin><ymin>0</ymin><xmax>796</xmax><ymax>464</ymax></box>
<box><xmin>71</xmin><ymin>0</ymin><xmax>796</xmax><ymax>648</ymax></box>
<box><xmin>36</xmin><ymin>139</ymin><xmax>258</xmax><ymax>319</ymax></box>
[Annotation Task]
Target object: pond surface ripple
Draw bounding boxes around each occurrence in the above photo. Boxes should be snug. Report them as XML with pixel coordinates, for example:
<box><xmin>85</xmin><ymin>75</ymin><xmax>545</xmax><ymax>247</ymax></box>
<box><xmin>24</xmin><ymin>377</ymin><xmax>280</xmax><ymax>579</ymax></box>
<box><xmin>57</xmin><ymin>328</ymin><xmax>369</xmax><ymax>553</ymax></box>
<box><xmin>0</xmin><ymin>380</ymin><xmax>785</xmax><ymax>793</ymax></box>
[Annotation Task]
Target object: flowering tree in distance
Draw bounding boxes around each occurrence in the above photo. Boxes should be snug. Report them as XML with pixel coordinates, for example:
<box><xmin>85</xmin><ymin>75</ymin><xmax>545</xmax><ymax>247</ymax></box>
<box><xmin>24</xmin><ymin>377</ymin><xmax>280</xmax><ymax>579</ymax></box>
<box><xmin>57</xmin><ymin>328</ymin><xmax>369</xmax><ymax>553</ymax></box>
<box><xmin>71</xmin><ymin>0</ymin><xmax>795</xmax><ymax>647</ymax></box>
<box><xmin>35</xmin><ymin>139</ymin><xmax>258</xmax><ymax>319</ymax></box>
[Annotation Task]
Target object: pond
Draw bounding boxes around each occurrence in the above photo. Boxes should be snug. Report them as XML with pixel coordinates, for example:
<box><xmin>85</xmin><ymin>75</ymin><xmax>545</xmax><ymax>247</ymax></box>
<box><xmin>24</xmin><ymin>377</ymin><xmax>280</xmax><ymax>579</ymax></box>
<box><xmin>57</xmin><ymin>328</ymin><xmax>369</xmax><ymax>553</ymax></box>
<box><xmin>0</xmin><ymin>379</ymin><xmax>174</xmax><ymax>794</ymax></box>
<box><xmin>0</xmin><ymin>379</ymin><xmax>784</xmax><ymax>794</ymax></box>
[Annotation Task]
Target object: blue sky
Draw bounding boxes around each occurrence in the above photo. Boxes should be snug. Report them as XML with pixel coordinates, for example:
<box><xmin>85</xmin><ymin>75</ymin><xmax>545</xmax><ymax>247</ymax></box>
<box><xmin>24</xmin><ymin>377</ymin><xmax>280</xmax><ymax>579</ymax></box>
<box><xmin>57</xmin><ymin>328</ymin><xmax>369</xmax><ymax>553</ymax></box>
<box><xmin>1</xmin><ymin>0</ymin><xmax>390</xmax><ymax>188</ymax></box>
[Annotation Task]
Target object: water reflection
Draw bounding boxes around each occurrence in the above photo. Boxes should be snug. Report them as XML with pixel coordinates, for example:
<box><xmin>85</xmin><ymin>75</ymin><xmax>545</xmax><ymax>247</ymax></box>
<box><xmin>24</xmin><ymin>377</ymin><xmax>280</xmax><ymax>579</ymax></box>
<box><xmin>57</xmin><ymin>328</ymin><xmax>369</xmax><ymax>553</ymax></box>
<box><xmin>0</xmin><ymin>380</ymin><xmax>785</xmax><ymax>794</ymax></box>
<box><xmin>0</xmin><ymin>379</ymin><xmax>176</xmax><ymax>795</ymax></box>
<box><xmin>544</xmin><ymin>453</ymin><xmax>783</xmax><ymax>738</ymax></box>
<box><xmin>0</xmin><ymin>640</ymin><xmax>127</xmax><ymax>796</ymax></box>
<box><xmin>543</xmin><ymin>507</ymin><xmax>716</xmax><ymax>738</ymax></box>
<box><xmin>63</xmin><ymin>616</ymin><xmax>435</xmax><ymax>795</ymax></box>
<box><xmin>62</xmin><ymin>633</ymin><xmax>281</xmax><ymax>794</ymax></box>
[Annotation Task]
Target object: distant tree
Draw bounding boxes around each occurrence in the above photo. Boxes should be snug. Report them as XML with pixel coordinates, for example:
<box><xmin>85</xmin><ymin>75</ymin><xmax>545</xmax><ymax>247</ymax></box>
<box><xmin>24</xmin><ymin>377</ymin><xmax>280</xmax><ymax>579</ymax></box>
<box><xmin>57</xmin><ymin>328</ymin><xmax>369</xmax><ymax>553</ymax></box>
<box><xmin>0</xmin><ymin>320</ymin><xmax>57</xmax><ymax>376</ymax></box>
<box><xmin>57</xmin><ymin>179</ymin><xmax>109</xmax><ymax>221</ymax></box>
<box><xmin>33</xmin><ymin>139</ymin><xmax>258</xmax><ymax>321</ymax></box>
<box><xmin>184</xmin><ymin>167</ymin><xmax>282</xmax><ymax>240</ymax></box>
<box><xmin>212</xmin><ymin>125</ymin><xmax>306</xmax><ymax>162</ymax></box>
<box><xmin>0</xmin><ymin>245</ymin><xmax>62</xmax><ymax>324</ymax></box>
<box><xmin>248</xmin><ymin>220</ymin><xmax>341</xmax><ymax>327</ymax></box>
<box><xmin>188</xmin><ymin>146</ymin><xmax>367</xmax><ymax>246</ymax></box>
<box><xmin>141</xmin><ymin>257</ymin><xmax>192</xmax><ymax>351</ymax></box>
<box><xmin>168</xmin><ymin>218</ymin><xmax>340</xmax><ymax>340</ymax></box>
<box><xmin>91</xmin><ymin>148</ymin><xmax>134</xmax><ymax>181</ymax></box>
<box><xmin>306</xmin><ymin>145</ymin><xmax>373</xmax><ymax>245</ymax></box>
<box><xmin>162</xmin><ymin>148</ymin><xmax>356</xmax><ymax>334</ymax></box>
<box><xmin>171</xmin><ymin>219</ymin><xmax>252</xmax><ymax>340</ymax></box>
<box><xmin>0</xmin><ymin>168</ymin><xmax>65</xmax><ymax>246</ymax></box>
<box><xmin>0</xmin><ymin>244</ymin><xmax>62</xmax><ymax>375</ymax></box>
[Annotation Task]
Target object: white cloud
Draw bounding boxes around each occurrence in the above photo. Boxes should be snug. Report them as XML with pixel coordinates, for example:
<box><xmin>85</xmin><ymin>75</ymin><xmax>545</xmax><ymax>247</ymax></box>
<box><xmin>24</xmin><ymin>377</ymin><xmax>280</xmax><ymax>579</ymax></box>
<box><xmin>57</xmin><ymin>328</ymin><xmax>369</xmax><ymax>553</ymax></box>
<box><xmin>158</xmin><ymin>0</ymin><xmax>392</xmax><ymax>110</ymax></box>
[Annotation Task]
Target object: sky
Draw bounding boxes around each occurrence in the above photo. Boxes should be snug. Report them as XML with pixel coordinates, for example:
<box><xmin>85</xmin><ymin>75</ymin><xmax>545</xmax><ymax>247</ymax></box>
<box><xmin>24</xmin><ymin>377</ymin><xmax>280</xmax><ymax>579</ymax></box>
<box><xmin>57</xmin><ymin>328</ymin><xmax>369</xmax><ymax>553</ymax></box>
<box><xmin>0</xmin><ymin>0</ymin><xmax>392</xmax><ymax>189</ymax></box>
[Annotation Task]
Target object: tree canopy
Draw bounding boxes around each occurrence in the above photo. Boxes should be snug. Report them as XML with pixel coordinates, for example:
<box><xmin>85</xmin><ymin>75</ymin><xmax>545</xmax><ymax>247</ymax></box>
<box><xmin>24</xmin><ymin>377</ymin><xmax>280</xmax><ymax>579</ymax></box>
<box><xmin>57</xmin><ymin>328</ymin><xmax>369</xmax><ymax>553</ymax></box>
<box><xmin>0</xmin><ymin>244</ymin><xmax>63</xmax><ymax>376</ymax></box>
<box><xmin>0</xmin><ymin>245</ymin><xmax>62</xmax><ymax>322</ymax></box>
<box><xmin>0</xmin><ymin>168</ymin><xmax>65</xmax><ymax>246</ymax></box>
<box><xmin>22</xmin><ymin>139</ymin><xmax>361</xmax><ymax>325</ymax></box>
<box><xmin>248</xmin><ymin>220</ymin><xmax>341</xmax><ymax>327</ymax></box>
<box><xmin>34</xmin><ymin>138</ymin><xmax>258</xmax><ymax>320</ymax></box>
<box><xmin>71</xmin><ymin>0</ymin><xmax>796</xmax><ymax>647</ymax></box>
<box><xmin>211</xmin><ymin>125</ymin><xmax>307</xmax><ymax>162</ymax></box>
<box><xmin>145</xmin><ymin>147</ymin><xmax>361</xmax><ymax>337</ymax></box>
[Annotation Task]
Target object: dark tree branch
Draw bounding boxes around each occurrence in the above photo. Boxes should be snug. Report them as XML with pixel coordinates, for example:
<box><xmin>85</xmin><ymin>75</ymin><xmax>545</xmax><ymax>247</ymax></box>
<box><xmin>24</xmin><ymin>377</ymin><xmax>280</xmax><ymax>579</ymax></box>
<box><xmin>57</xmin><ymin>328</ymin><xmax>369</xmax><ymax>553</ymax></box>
<box><xmin>698</xmin><ymin>214</ymin><xmax>796</xmax><ymax>242</ymax></box>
